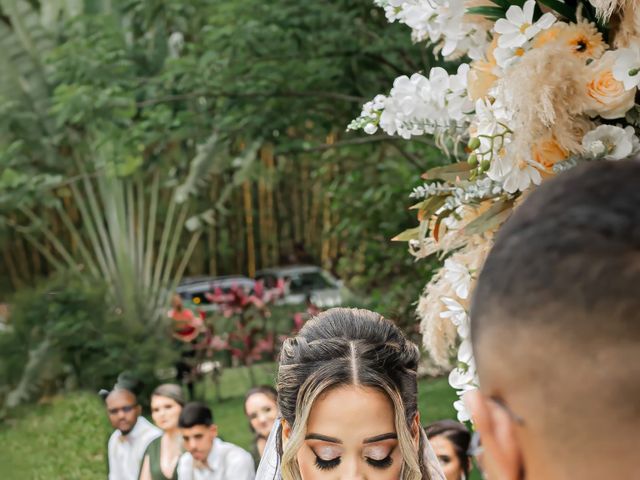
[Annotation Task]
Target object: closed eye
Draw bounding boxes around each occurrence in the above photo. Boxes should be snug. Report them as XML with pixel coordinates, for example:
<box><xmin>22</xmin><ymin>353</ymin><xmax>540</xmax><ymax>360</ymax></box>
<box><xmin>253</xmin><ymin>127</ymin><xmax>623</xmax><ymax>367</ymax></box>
<box><xmin>314</xmin><ymin>455</ymin><xmax>340</xmax><ymax>470</ymax></box>
<box><xmin>366</xmin><ymin>454</ymin><xmax>393</xmax><ymax>469</ymax></box>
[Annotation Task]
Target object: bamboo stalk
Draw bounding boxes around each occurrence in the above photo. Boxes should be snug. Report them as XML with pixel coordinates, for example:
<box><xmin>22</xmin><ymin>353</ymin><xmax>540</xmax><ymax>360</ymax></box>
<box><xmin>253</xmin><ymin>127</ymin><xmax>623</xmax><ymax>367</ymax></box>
<box><xmin>243</xmin><ymin>181</ymin><xmax>256</xmax><ymax>278</ymax></box>
<box><xmin>3</xmin><ymin>242</ymin><xmax>24</xmax><ymax>290</ymax></box>
<box><xmin>208</xmin><ymin>177</ymin><xmax>218</xmax><ymax>275</ymax></box>
<box><xmin>258</xmin><ymin>173</ymin><xmax>267</xmax><ymax>269</ymax></box>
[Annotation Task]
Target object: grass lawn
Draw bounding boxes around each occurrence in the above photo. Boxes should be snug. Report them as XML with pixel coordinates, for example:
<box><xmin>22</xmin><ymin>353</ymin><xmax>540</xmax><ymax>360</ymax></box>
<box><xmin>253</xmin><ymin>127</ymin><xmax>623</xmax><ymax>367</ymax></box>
<box><xmin>0</xmin><ymin>364</ymin><xmax>477</xmax><ymax>479</ymax></box>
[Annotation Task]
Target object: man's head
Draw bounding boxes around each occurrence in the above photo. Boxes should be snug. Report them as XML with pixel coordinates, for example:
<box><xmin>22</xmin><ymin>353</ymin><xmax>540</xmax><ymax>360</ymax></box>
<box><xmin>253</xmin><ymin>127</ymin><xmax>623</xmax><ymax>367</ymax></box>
<box><xmin>105</xmin><ymin>388</ymin><xmax>141</xmax><ymax>435</ymax></box>
<box><xmin>466</xmin><ymin>159</ymin><xmax>640</xmax><ymax>480</ymax></box>
<box><xmin>179</xmin><ymin>402</ymin><xmax>218</xmax><ymax>462</ymax></box>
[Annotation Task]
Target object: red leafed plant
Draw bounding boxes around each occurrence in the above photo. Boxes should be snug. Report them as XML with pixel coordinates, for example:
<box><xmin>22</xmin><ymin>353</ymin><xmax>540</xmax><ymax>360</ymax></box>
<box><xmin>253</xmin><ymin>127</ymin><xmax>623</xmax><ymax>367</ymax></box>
<box><xmin>205</xmin><ymin>279</ymin><xmax>286</xmax><ymax>384</ymax></box>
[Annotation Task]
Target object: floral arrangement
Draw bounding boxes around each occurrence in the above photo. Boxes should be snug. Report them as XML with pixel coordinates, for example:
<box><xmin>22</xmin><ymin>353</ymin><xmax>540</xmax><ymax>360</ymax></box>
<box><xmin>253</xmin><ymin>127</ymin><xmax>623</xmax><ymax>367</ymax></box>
<box><xmin>349</xmin><ymin>0</ymin><xmax>640</xmax><ymax>421</ymax></box>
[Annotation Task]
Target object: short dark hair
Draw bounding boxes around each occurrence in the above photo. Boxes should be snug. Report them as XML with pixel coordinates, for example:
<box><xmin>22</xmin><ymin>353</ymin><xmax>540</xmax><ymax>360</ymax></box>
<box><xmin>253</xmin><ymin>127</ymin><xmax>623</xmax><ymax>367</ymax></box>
<box><xmin>425</xmin><ymin>420</ymin><xmax>471</xmax><ymax>478</ymax></box>
<box><xmin>472</xmin><ymin>159</ymin><xmax>640</xmax><ymax>343</ymax></box>
<box><xmin>178</xmin><ymin>402</ymin><xmax>214</xmax><ymax>428</ymax></box>
<box><xmin>471</xmin><ymin>159</ymin><xmax>640</xmax><ymax>440</ymax></box>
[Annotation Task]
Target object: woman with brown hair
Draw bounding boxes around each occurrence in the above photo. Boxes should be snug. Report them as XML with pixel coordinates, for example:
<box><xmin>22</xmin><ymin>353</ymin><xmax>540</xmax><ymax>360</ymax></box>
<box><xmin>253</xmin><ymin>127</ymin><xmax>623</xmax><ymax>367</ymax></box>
<box><xmin>256</xmin><ymin>307</ymin><xmax>445</xmax><ymax>480</ymax></box>
<box><xmin>139</xmin><ymin>384</ymin><xmax>185</xmax><ymax>480</ymax></box>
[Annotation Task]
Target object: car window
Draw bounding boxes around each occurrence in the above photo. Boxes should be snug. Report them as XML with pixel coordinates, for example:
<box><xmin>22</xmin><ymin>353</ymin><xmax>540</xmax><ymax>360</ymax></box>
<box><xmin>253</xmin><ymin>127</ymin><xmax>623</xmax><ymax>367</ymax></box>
<box><xmin>288</xmin><ymin>271</ymin><xmax>335</xmax><ymax>294</ymax></box>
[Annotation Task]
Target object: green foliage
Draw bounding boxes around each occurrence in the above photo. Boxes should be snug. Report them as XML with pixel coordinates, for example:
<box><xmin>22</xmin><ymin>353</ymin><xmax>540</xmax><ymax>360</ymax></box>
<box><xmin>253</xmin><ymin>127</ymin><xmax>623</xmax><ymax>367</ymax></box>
<box><xmin>0</xmin><ymin>272</ymin><xmax>177</xmax><ymax>408</ymax></box>
<box><xmin>327</xmin><ymin>144</ymin><xmax>444</xmax><ymax>334</ymax></box>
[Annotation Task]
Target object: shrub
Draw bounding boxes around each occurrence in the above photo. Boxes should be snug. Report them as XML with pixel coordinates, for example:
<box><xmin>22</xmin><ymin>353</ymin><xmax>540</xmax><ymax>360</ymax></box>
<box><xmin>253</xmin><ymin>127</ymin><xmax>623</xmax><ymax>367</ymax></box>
<box><xmin>0</xmin><ymin>273</ymin><xmax>177</xmax><ymax>409</ymax></box>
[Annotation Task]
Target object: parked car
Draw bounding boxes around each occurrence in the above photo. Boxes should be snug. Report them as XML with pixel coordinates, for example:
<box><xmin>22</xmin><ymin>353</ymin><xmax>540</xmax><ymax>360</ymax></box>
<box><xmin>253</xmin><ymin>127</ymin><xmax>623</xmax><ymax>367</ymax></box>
<box><xmin>176</xmin><ymin>275</ymin><xmax>256</xmax><ymax>310</ymax></box>
<box><xmin>255</xmin><ymin>265</ymin><xmax>348</xmax><ymax>308</ymax></box>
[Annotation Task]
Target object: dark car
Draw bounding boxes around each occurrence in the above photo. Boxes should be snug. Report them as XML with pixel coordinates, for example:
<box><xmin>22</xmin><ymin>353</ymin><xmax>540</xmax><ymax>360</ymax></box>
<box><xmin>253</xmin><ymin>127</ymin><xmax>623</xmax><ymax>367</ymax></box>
<box><xmin>255</xmin><ymin>265</ymin><xmax>349</xmax><ymax>308</ymax></box>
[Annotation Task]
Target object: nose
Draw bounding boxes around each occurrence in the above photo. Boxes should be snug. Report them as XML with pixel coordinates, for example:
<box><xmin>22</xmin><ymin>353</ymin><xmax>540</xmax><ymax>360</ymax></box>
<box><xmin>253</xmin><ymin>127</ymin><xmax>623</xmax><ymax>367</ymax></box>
<box><xmin>341</xmin><ymin>458</ymin><xmax>365</xmax><ymax>480</ymax></box>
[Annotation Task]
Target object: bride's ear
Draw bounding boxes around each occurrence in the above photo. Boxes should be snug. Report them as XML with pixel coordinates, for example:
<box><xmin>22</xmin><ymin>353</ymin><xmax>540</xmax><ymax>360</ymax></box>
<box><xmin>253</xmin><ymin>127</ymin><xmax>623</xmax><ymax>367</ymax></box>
<box><xmin>281</xmin><ymin>419</ymin><xmax>291</xmax><ymax>447</ymax></box>
<box><xmin>411</xmin><ymin>412</ymin><xmax>421</xmax><ymax>449</ymax></box>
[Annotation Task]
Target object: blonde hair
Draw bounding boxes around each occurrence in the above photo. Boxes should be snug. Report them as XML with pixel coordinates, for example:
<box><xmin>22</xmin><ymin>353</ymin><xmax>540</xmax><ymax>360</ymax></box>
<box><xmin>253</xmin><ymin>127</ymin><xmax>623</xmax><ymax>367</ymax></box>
<box><xmin>276</xmin><ymin>308</ymin><xmax>429</xmax><ymax>480</ymax></box>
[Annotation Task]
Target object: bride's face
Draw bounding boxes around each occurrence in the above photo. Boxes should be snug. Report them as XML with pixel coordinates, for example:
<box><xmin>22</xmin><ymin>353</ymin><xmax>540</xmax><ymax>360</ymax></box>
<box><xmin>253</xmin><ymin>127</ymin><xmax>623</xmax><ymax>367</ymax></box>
<box><xmin>295</xmin><ymin>385</ymin><xmax>404</xmax><ymax>479</ymax></box>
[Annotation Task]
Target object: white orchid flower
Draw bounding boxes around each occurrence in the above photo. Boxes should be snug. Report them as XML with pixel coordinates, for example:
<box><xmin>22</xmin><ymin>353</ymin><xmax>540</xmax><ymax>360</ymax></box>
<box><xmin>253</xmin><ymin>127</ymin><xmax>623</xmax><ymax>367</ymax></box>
<box><xmin>494</xmin><ymin>0</ymin><xmax>556</xmax><ymax>49</ymax></box>
<box><xmin>613</xmin><ymin>48</ymin><xmax>640</xmax><ymax>90</ymax></box>
<box><xmin>582</xmin><ymin>125</ymin><xmax>639</xmax><ymax>160</ymax></box>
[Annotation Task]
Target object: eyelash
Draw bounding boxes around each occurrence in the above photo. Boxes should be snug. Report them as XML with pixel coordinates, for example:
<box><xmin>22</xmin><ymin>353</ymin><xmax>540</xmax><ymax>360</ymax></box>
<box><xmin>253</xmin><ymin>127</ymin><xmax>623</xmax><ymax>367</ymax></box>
<box><xmin>313</xmin><ymin>454</ymin><xmax>394</xmax><ymax>471</ymax></box>
<box><xmin>314</xmin><ymin>456</ymin><xmax>340</xmax><ymax>470</ymax></box>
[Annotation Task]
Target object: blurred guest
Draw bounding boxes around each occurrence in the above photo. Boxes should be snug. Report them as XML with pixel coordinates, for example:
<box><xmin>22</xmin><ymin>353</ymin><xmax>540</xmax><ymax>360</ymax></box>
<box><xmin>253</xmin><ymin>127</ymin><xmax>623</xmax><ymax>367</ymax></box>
<box><xmin>103</xmin><ymin>384</ymin><xmax>161</xmax><ymax>480</ymax></box>
<box><xmin>243</xmin><ymin>386</ymin><xmax>278</xmax><ymax>462</ymax></box>
<box><xmin>169</xmin><ymin>295</ymin><xmax>203</xmax><ymax>399</ymax></box>
<box><xmin>139</xmin><ymin>384</ymin><xmax>185</xmax><ymax>480</ymax></box>
<box><xmin>169</xmin><ymin>295</ymin><xmax>201</xmax><ymax>343</ymax></box>
<box><xmin>177</xmin><ymin>402</ymin><xmax>254</xmax><ymax>480</ymax></box>
<box><xmin>426</xmin><ymin>419</ymin><xmax>472</xmax><ymax>480</ymax></box>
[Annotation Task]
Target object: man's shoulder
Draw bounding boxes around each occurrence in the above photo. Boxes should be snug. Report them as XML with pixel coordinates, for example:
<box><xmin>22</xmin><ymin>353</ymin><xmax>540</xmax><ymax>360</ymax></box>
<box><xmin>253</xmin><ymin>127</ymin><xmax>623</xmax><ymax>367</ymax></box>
<box><xmin>107</xmin><ymin>429</ymin><xmax>120</xmax><ymax>448</ymax></box>
<box><xmin>176</xmin><ymin>451</ymin><xmax>193</xmax><ymax>479</ymax></box>
<box><xmin>218</xmin><ymin>439</ymin><xmax>253</xmax><ymax>467</ymax></box>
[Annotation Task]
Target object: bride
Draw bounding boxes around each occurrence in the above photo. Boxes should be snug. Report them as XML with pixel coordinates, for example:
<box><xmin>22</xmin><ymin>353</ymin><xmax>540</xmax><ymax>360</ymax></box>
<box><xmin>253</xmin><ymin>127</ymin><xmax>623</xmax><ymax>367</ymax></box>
<box><xmin>256</xmin><ymin>307</ymin><xmax>445</xmax><ymax>480</ymax></box>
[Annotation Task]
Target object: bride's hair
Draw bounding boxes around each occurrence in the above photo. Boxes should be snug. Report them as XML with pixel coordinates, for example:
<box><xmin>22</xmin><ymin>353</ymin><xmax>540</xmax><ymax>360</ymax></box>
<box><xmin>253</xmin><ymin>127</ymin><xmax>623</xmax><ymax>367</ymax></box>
<box><xmin>276</xmin><ymin>307</ymin><xmax>429</xmax><ymax>480</ymax></box>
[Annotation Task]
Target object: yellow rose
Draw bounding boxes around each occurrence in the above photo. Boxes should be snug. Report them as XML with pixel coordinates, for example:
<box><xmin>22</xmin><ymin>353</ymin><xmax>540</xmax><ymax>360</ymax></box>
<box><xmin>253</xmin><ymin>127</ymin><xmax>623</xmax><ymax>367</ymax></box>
<box><xmin>585</xmin><ymin>50</ymin><xmax>636</xmax><ymax>119</ymax></box>
<box><xmin>467</xmin><ymin>37</ymin><xmax>499</xmax><ymax>101</ymax></box>
<box><xmin>531</xmin><ymin>136</ymin><xmax>569</xmax><ymax>174</ymax></box>
<box><xmin>468</xmin><ymin>61</ymin><xmax>498</xmax><ymax>101</ymax></box>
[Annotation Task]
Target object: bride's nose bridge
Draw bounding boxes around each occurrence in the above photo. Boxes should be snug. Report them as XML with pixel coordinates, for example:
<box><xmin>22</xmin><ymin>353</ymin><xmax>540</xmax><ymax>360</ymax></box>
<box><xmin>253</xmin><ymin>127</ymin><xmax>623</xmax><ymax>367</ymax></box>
<box><xmin>341</xmin><ymin>454</ymin><xmax>366</xmax><ymax>480</ymax></box>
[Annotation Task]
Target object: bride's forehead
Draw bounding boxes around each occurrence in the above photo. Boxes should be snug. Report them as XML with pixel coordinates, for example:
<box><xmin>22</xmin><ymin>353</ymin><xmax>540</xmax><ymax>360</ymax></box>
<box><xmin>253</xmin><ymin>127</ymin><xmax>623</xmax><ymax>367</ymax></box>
<box><xmin>305</xmin><ymin>385</ymin><xmax>396</xmax><ymax>438</ymax></box>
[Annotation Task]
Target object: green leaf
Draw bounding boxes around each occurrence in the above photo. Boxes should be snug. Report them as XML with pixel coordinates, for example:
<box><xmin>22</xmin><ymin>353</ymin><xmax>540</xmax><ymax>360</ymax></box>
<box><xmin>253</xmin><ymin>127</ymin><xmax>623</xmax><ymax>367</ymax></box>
<box><xmin>463</xmin><ymin>198</ymin><xmax>515</xmax><ymax>236</ymax></box>
<box><xmin>422</xmin><ymin>162</ymin><xmax>473</xmax><ymax>182</ymax></box>
<box><xmin>536</xmin><ymin>0</ymin><xmax>576</xmax><ymax>21</ymax></box>
<box><xmin>391</xmin><ymin>226</ymin><xmax>421</xmax><ymax>242</ymax></box>
<box><xmin>487</xmin><ymin>0</ymin><xmax>513</xmax><ymax>9</ymax></box>
<box><xmin>466</xmin><ymin>6</ymin><xmax>507</xmax><ymax>19</ymax></box>
<box><xmin>414</xmin><ymin>195</ymin><xmax>447</xmax><ymax>222</ymax></box>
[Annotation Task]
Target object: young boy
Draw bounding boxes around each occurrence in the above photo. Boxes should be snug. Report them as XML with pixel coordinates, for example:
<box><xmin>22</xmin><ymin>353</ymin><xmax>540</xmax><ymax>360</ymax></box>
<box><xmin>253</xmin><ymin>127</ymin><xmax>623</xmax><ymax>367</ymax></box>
<box><xmin>177</xmin><ymin>402</ymin><xmax>254</xmax><ymax>480</ymax></box>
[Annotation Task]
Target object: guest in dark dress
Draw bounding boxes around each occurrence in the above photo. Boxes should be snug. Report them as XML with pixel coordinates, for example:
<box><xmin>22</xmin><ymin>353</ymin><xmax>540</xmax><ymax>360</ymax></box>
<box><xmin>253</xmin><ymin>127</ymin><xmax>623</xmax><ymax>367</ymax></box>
<box><xmin>139</xmin><ymin>384</ymin><xmax>185</xmax><ymax>480</ymax></box>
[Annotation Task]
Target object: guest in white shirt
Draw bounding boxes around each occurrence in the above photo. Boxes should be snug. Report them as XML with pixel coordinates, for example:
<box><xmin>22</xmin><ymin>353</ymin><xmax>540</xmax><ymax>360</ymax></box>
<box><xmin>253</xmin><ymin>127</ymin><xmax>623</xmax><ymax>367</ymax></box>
<box><xmin>105</xmin><ymin>387</ymin><xmax>162</xmax><ymax>480</ymax></box>
<box><xmin>176</xmin><ymin>402</ymin><xmax>254</xmax><ymax>480</ymax></box>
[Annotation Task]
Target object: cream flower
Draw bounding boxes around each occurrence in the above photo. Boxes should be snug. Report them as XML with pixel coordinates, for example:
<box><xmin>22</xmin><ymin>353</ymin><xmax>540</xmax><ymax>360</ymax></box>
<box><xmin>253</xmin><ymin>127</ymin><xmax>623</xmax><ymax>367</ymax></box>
<box><xmin>586</xmin><ymin>50</ymin><xmax>637</xmax><ymax>119</ymax></box>
<box><xmin>582</xmin><ymin>124</ymin><xmax>638</xmax><ymax>160</ymax></box>
<box><xmin>494</xmin><ymin>0</ymin><xmax>556</xmax><ymax>49</ymax></box>
<box><xmin>613</xmin><ymin>47</ymin><xmax>640</xmax><ymax>90</ymax></box>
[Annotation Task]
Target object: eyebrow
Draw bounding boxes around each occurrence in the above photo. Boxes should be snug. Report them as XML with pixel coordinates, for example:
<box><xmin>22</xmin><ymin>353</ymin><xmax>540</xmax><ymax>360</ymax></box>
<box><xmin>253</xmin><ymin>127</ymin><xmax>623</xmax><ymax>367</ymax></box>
<box><xmin>305</xmin><ymin>432</ymin><xmax>397</xmax><ymax>444</ymax></box>
<box><xmin>305</xmin><ymin>433</ymin><xmax>342</xmax><ymax>444</ymax></box>
<box><xmin>364</xmin><ymin>433</ymin><xmax>397</xmax><ymax>443</ymax></box>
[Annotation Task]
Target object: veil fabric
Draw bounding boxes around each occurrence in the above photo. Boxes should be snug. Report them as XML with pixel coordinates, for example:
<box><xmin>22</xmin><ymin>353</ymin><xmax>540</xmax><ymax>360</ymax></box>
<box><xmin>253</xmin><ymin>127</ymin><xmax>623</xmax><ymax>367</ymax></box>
<box><xmin>256</xmin><ymin>417</ymin><xmax>446</xmax><ymax>480</ymax></box>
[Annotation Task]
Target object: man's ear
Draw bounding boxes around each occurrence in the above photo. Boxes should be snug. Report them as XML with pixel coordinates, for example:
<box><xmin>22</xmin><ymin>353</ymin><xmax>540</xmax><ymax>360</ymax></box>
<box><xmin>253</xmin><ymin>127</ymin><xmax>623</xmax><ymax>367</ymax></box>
<box><xmin>209</xmin><ymin>424</ymin><xmax>218</xmax><ymax>439</ymax></box>
<box><xmin>464</xmin><ymin>390</ymin><xmax>524</xmax><ymax>480</ymax></box>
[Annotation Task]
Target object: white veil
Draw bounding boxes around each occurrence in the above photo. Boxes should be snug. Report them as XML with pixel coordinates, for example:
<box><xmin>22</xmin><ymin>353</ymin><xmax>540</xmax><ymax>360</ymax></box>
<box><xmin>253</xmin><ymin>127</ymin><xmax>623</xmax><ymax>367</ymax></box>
<box><xmin>255</xmin><ymin>417</ymin><xmax>282</xmax><ymax>480</ymax></box>
<box><xmin>256</xmin><ymin>417</ymin><xmax>446</xmax><ymax>480</ymax></box>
